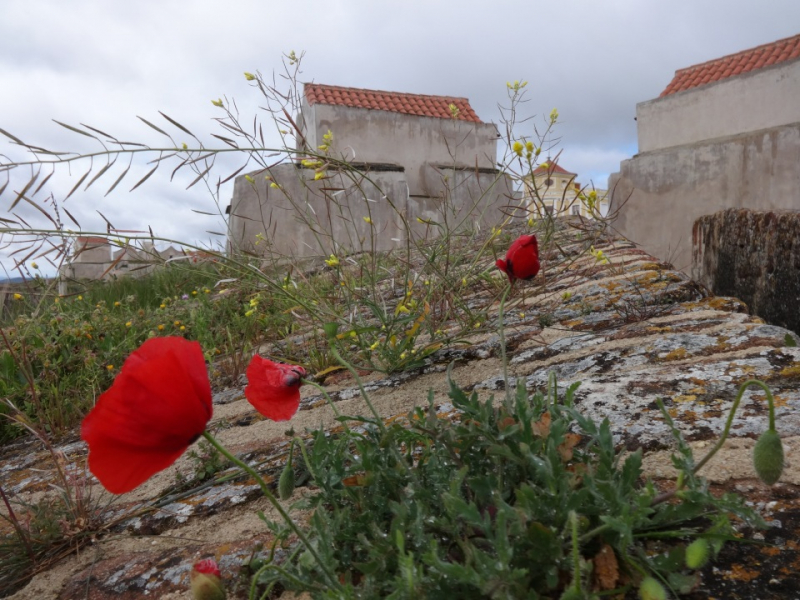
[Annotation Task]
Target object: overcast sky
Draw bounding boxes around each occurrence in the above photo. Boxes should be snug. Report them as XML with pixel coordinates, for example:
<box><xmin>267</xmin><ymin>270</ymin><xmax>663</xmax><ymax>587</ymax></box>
<box><xmin>2</xmin><ymin>0</ymin><xmax>799</xmax><ymax>277</ymax></box>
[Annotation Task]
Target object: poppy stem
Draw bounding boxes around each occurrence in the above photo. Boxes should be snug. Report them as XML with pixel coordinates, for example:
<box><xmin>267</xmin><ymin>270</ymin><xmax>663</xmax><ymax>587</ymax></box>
<box><xmin>497</xmin><ymin>283</ymin><xmax>513</xmax><ymax>407</ymax></box>
<box><xmin>201</xmin><ymin>431</ymin><xmax>342</xmax><ymax>591</ymax></box>
<box><xmin>329</xmin><ymin>346</ymin><xmax>386</xmax><ymax>433</ymax></box>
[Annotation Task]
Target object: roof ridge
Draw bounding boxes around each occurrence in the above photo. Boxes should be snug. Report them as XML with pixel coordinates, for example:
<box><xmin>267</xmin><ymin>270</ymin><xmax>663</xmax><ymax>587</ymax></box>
<box><xmin>674</xmin><ymin>33</ymin><xmax>800</xmax><ymax>75</ymax></box>
<box><xmin>660</xmin><ymin>33</ymin><xmax>800</xmax><ymax>97</ymax></box>
<box><xmin>303</xmin><ymin>83</ymin><xmax>483</xmax><ymax>123</ymax></box>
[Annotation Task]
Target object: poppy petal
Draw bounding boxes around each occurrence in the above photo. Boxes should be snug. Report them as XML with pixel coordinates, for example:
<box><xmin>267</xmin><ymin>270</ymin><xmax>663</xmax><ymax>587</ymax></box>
<box><xmin>81</xmin><ymin>337</ymin><xmax>212</xmax><ymax>494</ymax></box>
<box><xmin>245</xmin><ymin>356</ymin><xmax>305</xmax><ymax>421</ymax></box>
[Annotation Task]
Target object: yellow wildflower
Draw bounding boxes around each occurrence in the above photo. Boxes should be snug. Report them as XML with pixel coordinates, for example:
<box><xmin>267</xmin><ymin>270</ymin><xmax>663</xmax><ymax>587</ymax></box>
<box><xmin>325</xmin><ymin>254</ymin><xmax>340</xmax><ymax>268</ymax></box>
<box><xmin>550</xmin><ymin>108</ymin><xmax>559</xmax><ymax>123</ymax></box>
<box><xmin>13</xmin><ymin>293</ymin><xmax>22</xmax><ymax>300</ymax></box>
<box><xmin>31</xmin><ymin>262</ymin><xmax>38</xmax><ymax>269</ymax></box>
<box><xmin>160</xmin><ymin>304</ymin><xmax>166</xmax><ymax>309</ymax></box>
<box><xmin>314</xmin><ymin>171</ymin><xmax>327</xmax><ymax>180</ymax></box>
<box><xmin>245</xmin><ymin>175</ymin><xmax>255</xmax><ymax>184</ymax></box>
<box><xmin>244</xmin><ymin>72</ymin><xmax>256</xmax><ymax>81</ymax></box>
<box><xmin>512</xmin><ymin>141</ymin><xmax>524</xmax><ymax>157</ymax></box>
<box><xmin>211</xmin><ymin>98</ymin><xmax>223</xmax><ymax>107</ymax></box>
<box><xmin>370</xmin><ymin>341</ymin><xmax>380</xmax><ymax>351</ymax></box>
<box><xmin>125</xmin><ymin>321</ymin><xmax>132</xmax><ymax>327</ymax></box>
<box><xmin>363</xmin><ymin>216</ymin><xmax>372</xmax><ymax>225</ymax></box>
<box><xmin>106</xmin><ymin>364</ymin><xmax>114</xmax><ymax>371</ymax></box>
<box><xmin>158</xmin><ymin>324</ymin><xmax>165</xmax><ymax>331</ymax></box>
<box><xmin>173</xmin><ymin>320</ymin><xmax>181</xmax><ymax>327</ymax></box>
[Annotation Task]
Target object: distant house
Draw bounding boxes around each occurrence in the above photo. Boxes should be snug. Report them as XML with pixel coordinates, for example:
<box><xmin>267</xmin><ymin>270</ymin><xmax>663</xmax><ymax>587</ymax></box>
<box><xmin>227</xmin><ymin>83</ymin><xmax>513</xmax><ymax>258</ymax></box>
<box><xmin>610</xmin><ymin>33</ymin><xmax>800</xmax><ymax>271</ymax></box>
<box><xmin>524</xmin><ymin>162</ymin><xmax>608</xmax><ymax>219</ymax></box>
<box><xmin>60</xmin><ymin>237</ymin><xmax>186</xmax><ymax>284</ymax></box>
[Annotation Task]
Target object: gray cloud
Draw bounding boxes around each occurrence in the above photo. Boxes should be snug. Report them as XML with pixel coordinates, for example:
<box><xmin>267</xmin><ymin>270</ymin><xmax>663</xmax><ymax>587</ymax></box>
<box><xmin>2</xmin><ymin>0</ymin><xmax>799</xmax><ymax>275</ymax></box>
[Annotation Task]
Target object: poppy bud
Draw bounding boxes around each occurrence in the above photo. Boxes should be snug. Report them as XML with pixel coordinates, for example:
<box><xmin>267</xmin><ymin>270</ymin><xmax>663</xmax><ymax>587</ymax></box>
<box><xmin>323</xmin><ymin>322</ymin><xmax>339</xmax><ymax>339</ymax></box>
<box><xmin>685</xmin><ymin>538</ymin><xmax>710</xmax><ymax>569</ymax></box>
<box><xmin>278</xmin><ymin>463</ymin><xmax>295</xmax><ymax>500</ymax></box>
<box><xmin>190</xmin><ymin>559</ymin><xmax>226</xmax><ymax>600</ymax></box>
<box><xmin>753</xmin><ymin>429</ymin><xmax>784</xmax><ymax>485</ymax></box>
<box><xmin>638</xmin><ymin>577</ymin><xmax>667</xmax><ymax>600</ymax></box>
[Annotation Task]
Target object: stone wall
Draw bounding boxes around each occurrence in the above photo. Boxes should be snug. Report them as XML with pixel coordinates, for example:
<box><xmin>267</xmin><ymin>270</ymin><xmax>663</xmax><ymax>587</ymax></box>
<box><xmin>609</xmin><ymin>121</ymin><xmax>800</xmax><ymax>273</ymax></box>
<box><xmin>693</xmin><ymin>208</ymin><xmax>800</xmax><ymax>335</ymax></box>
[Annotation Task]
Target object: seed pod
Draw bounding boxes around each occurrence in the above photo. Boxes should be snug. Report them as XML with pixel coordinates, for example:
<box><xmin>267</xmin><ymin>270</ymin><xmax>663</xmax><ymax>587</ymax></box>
<box><xmin>638</xmin><ymin>577</ymin><xmax>667</xmax><ymax>600</ymax></box>
<box><xmin>685</xmin><ymin>538</ymin><xmax>710</xmax><ymax>569</ymax></box>
<box><xmin>278</xmin><ymin>464</ymin><xmax>295</xmax><ymax>500</ymax></box>
<box><xmin>753</xmin><ymin>429</ymin><xmax>784</xmax><ymax>485</ymax></box>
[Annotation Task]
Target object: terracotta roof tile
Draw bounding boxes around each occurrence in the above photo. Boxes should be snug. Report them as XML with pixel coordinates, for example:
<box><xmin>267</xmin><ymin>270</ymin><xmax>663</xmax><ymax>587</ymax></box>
<box><xmin>660</xmin><ymin>33</ymin><xmax>800</xmax><ymax>97</ymax></box>
<box><xmin>304</xmin><ymin>83</ymin><xmax>483</xmax><ymax>123</ymax></box>
<box><xmin>533</xmin><ymin>162</ymin><xmax>575</xmax><ymax>176</ymax></box>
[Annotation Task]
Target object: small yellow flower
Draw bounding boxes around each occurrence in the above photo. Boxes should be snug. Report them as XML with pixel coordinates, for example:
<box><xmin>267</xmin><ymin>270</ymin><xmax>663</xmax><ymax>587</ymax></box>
<box><xmin>245</xmin><ymin>309</ymin><xmax>255</xmax><ymax>317</ymax></box>
<box><xmin>550</xmin><ymin>108</ymin><xmax>559</xmax><ymax>123</ymax></box>
<box><xmin>395</xmin><ymin>304</ymin><xmax>410</xmax><ymax>315</ymax></box>
<box><xmin>244</xmin><ymin>72</ymin><xmax>256</xmax><ymax>81</ymax></box>
<box><xmin>519</xmin><ymin>312</ymin><xmax>526</xmax><ymax>319</ymax></box>
<box><xmin>314</xmin><ymin>171</ymin><xmax>327</xmax><ymax>180</ymax></box>
<box><xmin>204</xmin><ymin>288</ymin><xmax>210</xmax><ymax>294</ymax></box>
<box><xmin>31</xmin><ymin>262</ymin><xmax>38</xmax><ymax>269</ymax></box>
<box><xmin>160</xmin><ymin>303</ymin><xmax>166</xmax><ymax>309</ymax></box>
<box><xmin>325</xmin><ymin>254</ymin><xmax>340</xmax><ymax>268</ymax></box>
<box><xmin>158</xmin><ymin>324</ymin><xmax>165</xmax><ymax>331</ymax></box>
<box><xmin>462</xmin><ymin>278</ymin><xmax>467</xmax><ymax>286</ymax></box>
<box><xmin>173</xmin><ymin>320</ymin><xmax>181</xmax><ymax>326</ymax></box>
<box><xmin>211</xmin><ymin>98</ymin><xmax>223</xmax><ymax>107</ymax></box>
<box><xmin>192</xmin><ymin>291</ymin><xmax>198</xmax><ymax>296</ymax></box>
<box><xmin>400</xmin><ymin>351</ymin><xmax>407</xmax><ymax>359</ymax></box>
<box><xmin>106</xmin><ymin>364</ymin><xmax>114</xmax><ymax>371</ymax></box>
<box><xmin>370</xmin><ymin>341</ymin><xmax>380</xmax><ymax>351</ymax></box>
<box><xmin>77</xmin><ymin>295</ymin><xmax>83</xmax><ymax>300</ymax></box>
<box><xmin>474</xmin><ymin>322</ymin><xmax>481</xmax><ymax>329</ymax></box>
<box><xmin>424</xmin><ymin>280</ymin><xmax>430</xmax><ymax>286</ymax></box>
<box><xmin>562</xmin><ymin>291</ymin><xmax>572</xmax><ymax>301</ymax></box>
<box><xmin>12</xmin><ymin>293</ymin><xmax>22</xmax><ymax>300</ymax></box>
<box><xmin>180</xmin><ymin>325</ymin><xmax>186</xmax><ymax>331</ymax></box>
<box><xmin>363</xmin><ymin>216</ymin><xmax>372</xmax><ymax>225</ymax></box>
<box><xmin>270</xmin><ymin>182</ymin><xmax>280</xmax><ymax>189</ymax></box>
<box><xmin>349</xmin><ymin>331</ymin><xmax>357</xmax><ymax>339</ymax></box>
<box><xmin>125</xmin><ymin>321</ymin><xmax>132</xmax><ymax>327</ymax></box>
<box><xmin>245</xmin><ymin>174</ymin><xmax>255</xmax><ymax>184</ymax></box>
<box><xmin>114</xmin><ymin>301</ymin><xmax>121</xmax><ymax>307</ymax></box>
<box><xmin>527</xmin><ymin>217</ymin><xmax>536</xmax><ymax>227</ymax></box>
<box><xmin>525</xmin><ymin>141</ymin><xmax>534</xmax><ymax>154</ymax></box>
<box><xmin>512</xmin><ymin>141</ymin><xmax>524</xmax><ymax>157</ymax></box>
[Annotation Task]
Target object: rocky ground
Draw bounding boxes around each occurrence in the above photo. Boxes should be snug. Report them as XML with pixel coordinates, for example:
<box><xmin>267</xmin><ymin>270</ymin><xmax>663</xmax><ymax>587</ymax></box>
<box><xmin>3</xmin><ymin>224</ymin><xmax>800</xmax><ymax>599</ymax></box>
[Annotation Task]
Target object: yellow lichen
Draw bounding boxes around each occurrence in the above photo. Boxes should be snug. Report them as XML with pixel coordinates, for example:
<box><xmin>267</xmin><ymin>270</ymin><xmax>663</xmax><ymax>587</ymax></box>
<box><xmin>663</xmin><ymin>348</ymin><xmax>688</xmax><ymax>361</ymax></box>
<box><xmin>673</xmin><ymin>394</ymin><xmax>697</xmax><ymax>404</ymax></box>
<box><xmin>780</xmin><ymin>364</ymin><xmax>800</xmax><ymax>378</ymax></box>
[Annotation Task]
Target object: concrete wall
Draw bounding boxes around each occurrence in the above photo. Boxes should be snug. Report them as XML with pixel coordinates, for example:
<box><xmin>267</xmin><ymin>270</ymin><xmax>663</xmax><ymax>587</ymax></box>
<box><xmin>298</xmin><ymin>99</ymin><xmax>500</xmax><ymax>197</ymax></box>
<box><xmin>609</xmin><ymin>122</ymin><xmax>800</xmax><ymax>272</ymax></box>
<box><xmin>693</xmin><ymin>208</ymin><xmax>800</xmax><ymax>334</ymax></box>
<box><xmin>637</xmin><ymin>58</ymin><xmax>800</xmax><ymax>152</ymax></box>
<box><xmin>228</xmin><ymin>163</ymin><xmax>513</xmax><ymax>259</ymax></box>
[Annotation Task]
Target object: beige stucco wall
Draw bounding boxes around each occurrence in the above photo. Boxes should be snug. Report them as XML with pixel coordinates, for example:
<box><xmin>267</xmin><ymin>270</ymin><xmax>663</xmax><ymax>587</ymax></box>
<box><xmin>298</xmin><ymin>100</ymin><xmax>500</xmax><ymax>197</ymax></box>
<box><xmin>228</xmin><ymin>163</ymin><xmax>513</xmax><ymax>259</ymax></box>
<box><xmin>609</xmin><ymin>122</ymin><xmax>800</xmax><ymax>273</ymax></box>
<box><xmin>637</xmin><ymin>58</ymin><xmax>800</xmax><ymax>152</ymax></box>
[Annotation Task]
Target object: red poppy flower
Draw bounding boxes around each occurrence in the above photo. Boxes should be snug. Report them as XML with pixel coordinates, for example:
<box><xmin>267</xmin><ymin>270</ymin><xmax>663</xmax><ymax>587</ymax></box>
<box><xmin>81</xmin><ymin>337</ymin><xmax>212</xmax><ymax>494</ymax></box>
<box><xmin>496</xmin><ymin>234</ymin><xmax>540</xmax><ymax>282</ymax></box>
<box><xmin>245</xmin><ymin>356</ymin><xmax>306</xmax><ymax>421</ymax></box>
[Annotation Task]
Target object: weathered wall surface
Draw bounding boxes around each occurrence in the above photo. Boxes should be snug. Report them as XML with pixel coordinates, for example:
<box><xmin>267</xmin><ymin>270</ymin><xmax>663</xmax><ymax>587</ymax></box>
<box><xmin>299</xmin><ymin>100</ymin><xmax>500</xmax><ymax>197</ymax></box>
<box><xmin>609</xmin><ymin>122</ymin><xmax>800</xmax><ymax>272</ymax></box>
<box><xmin>227</xmin><ymin>163</ymin><xmax>513</xmax><ymax>258</ymax></box>
<box><xmin>637</xmin><ymin>58</ymin><xmax>800</xmax><ymax>152</ymax></box>
<box><xmin>693</xmin><ymin>208</ymin><xmax>800</xmax><ymax>335</ymax></box>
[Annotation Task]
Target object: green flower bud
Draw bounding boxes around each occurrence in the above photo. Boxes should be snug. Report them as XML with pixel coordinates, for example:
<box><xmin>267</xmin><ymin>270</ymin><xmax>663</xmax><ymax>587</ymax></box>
<box><xmin>323</xmin><ymin>322</ymin><xmax>339</xmax><ymax>339</ymax></box>
<box><xmin>559</xmin><ymin>588</ymin><xmax>583</xmax><ymax>600</ymax></box>
<box><xmin>278</xmin><ymin>463</ymin><xmax>295</xmax><ymax>500</ymax></box>
<box><xmin>638</xmin><ymin>577</ymin><xmax>667</xmax><ymax>600</ymax></box>
<box><xmin>753</xmin><ymin>429</ymin><xmax>784</xmax><ymax>485</ymax></box>
<box><xmin>685</xmin><ymin>538</ymin><xmax>710</xmax><ymax>569</ymax></box>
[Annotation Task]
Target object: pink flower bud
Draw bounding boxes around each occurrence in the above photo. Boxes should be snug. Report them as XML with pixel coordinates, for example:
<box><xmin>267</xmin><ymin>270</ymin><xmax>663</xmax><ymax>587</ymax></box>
<box><xmin>190</xmin><ymin>559</ymin><xmax>226</xmax><ymax>600</ymax></box>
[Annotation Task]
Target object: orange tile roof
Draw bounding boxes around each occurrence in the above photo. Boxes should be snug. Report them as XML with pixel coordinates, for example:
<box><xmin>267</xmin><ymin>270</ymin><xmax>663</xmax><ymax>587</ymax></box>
<box><xmin>533</xmin><ymin>162</ymin><xmax>575</xmax><ymax>176</ymax></box>
<box><xmin>660</xmin><ymin>33</ymin><xmax>800</xmax><ymax>97</ymax></box>
<box><xmin>304</xmin><ymin>83</ymin><xmax>483</xmax><ymax>123</ymax></box>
